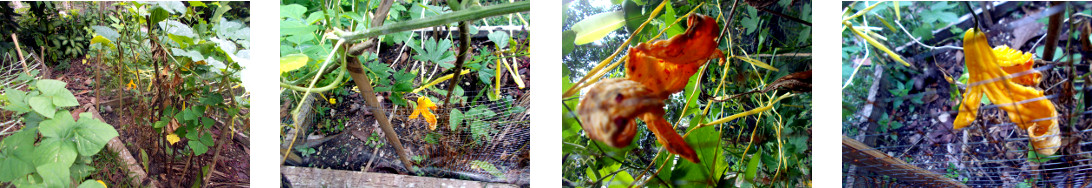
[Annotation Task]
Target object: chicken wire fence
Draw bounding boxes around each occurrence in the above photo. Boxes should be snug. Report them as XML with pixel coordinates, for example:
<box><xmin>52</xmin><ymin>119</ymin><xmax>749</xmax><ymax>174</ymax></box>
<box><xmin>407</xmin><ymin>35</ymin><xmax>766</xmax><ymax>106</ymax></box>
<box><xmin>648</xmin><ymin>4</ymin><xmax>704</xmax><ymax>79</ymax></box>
<box><xmin>282</xmin><ymin>86</ymin><xmax>530</xmax><ymax>184</ymax></box>
<box><xmin>1</xmin><ymin>52</ymin><xmax>42</xmax><ymax>135</ymax></box>
<box><xmin>843</xmin><ymin>62</ymin><xmax>1092</xmax><ymax>187</ymax></box>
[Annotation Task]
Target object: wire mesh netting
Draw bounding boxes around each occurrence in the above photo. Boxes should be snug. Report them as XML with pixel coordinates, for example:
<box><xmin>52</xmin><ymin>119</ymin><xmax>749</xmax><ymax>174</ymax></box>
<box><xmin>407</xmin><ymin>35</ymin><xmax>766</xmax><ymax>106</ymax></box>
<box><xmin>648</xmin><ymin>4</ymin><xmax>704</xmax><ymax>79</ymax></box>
<box><xmin>0</xmin><ymin>53</ymin><xmax>41</xmax><ymax>134</ymax></box>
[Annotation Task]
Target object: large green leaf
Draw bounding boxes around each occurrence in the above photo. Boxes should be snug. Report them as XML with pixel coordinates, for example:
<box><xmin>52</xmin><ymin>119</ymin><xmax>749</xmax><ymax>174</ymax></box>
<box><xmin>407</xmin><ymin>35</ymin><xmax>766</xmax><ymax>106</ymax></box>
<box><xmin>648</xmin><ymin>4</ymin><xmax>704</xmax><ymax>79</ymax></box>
<box><xmin>37</xmin><ymin>79</ymin><xmax>79</xmax><ymax>108</ymax></box>
<box><xmin>90</xmin><ymin>35</ymin><xmax>116</xmax><ymax>49</ymax></box>
<box><xmin>279</xmin><ymin>54</ymin><xmax>309</xmax><ymax>74</ymax></box>
<box><xmin>35</xmin><ymin>138</ymin><xmax>78</xmax><ymax>168</ymax></box>
<box><xmin>150</xmin><ymin>7</ymin><xmax>170</xmax><ymax>24</ymax></box>
<box><xmin>189</xmin><ymin>140</ymin><xmax>209</xmax><ymax>155</ymax></box>
<box><xmin>2</xmin><ymin>88</ymin><xmax>32</xmax><ymax>114</ymax></box>
<box><xmin>40</xmin><ymin>110</ymin><xmax>75</xmax><ymax>138</ymax></box>
<box><xmin>280</xmin><ymin>4</ymin><xmax>307</xmax><ymax>19</ymax></box>
<box><xmin>29</xmin><ymin>96</ymin><xmax>57</xmax><ymax>118</ymax></box>
<box><xmin>73</xmin><ymin>113</ymin><xmax>118</xmax><ymax>156</ymax></box>
<box><xmin>570</xmin><ymin>11</ymin><xmax>625</xmax><ymax>45</ymax></box>
<box><xmin>157</xmin><ymin>1</ymin><xmax>186</xmax><ymax>14</ymax></box>
<box><xmin>159</xmin><ymin>20</ymin><xmax>196</xmax><ymax>38</ymax></box>
<box><xmin>0</xmin><ymin>129</ymin><xmax>37</xmax><ymax>182</ymax></box>
<box><xmin>0</xmin><ymin>155</ymin><xmax>34</xmax><ymax>182</ymax></box>
<box><xmin>90</xmin><ymin>26</ymin><xmax>119</xmax><ymax>42</ymax></box>
<box><xmin>36</xmin><ymin>162</ymin><xmax>72</xmax><ymax>187</ymax></box>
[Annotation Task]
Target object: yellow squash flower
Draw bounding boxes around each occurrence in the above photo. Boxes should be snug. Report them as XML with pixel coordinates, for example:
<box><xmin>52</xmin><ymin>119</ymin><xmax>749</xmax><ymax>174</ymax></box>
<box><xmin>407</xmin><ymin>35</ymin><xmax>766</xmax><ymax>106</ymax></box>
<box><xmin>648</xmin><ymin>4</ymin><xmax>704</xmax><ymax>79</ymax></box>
<box><xmin>409</xmin><ymin>97</ymin><xmax>438</xmax><ymax>130</ymax></box>
<box><xmin>166</xmin><ymin>133</ymin><xmax>180</xmax><ymax>145</ymax></box>
<box><xmin>126</xmin><ymin>80</ymin><xmax>136</xmax><ymax>90</ymax></box>
<box><xmin>956</xmin><ymin>28</ymin><xmax>1059</xmax><ymax>155</ymax></box>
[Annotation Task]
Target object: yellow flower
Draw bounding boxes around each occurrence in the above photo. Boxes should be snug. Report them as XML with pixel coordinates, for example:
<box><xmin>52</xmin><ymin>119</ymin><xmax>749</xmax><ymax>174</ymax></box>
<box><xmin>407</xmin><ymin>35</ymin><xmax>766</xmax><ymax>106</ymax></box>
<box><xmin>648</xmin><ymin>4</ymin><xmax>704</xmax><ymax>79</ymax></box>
<box><xmin>126</xmin><ymin>80</ymin><xmax>136</xmax><ymax>90</ymax></box>
<box><xmin>329</xmin><ymin>98</ymin><xmax>337</xmax><ymax>104</ymax></box>
<box><xmin>166</xmin><ymin>133</ymin><xmax>180</xmax><ymax>145</ymax></box>
<box><xmin>409</xmin><ymin>97</ymin><xmax>438</xmax><ymax>130</ymax></box>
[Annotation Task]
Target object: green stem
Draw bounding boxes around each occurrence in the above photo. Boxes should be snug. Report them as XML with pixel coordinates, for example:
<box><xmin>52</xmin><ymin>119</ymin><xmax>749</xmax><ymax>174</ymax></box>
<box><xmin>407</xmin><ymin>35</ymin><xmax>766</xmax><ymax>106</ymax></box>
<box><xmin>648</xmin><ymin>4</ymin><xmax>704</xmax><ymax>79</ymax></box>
<box><xmin>339</xmin><ymin>1</ymin><xmax>529</xmax><ymax>41</ymax></box>
<box><xmin>280</xmin><ymin>58</ymin><xmax>348</xmax><ymax>93</ymax></box>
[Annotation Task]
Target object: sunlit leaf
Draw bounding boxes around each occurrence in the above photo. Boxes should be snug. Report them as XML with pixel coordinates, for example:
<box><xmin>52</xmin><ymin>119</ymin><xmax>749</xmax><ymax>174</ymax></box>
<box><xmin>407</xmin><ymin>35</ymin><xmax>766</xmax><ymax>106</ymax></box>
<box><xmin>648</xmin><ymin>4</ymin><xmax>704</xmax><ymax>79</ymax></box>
<box><xmin>91</xmin><ymin>35</ymin><xmax>116</xmax><ymax>49</ymax></box>
<box><xmin>90</xmin><ymin>26</ymin><xmax>119</xmax><ymax>41</ymax></box>
<box><xmin>571</xmin><ymin>11</ymin><xmax>625</xmax><ymax>45</ymax></box>
<box><xmin>280</xmin><ymin>4</ymin><xmax>307</xmax><ymax>19</ymax></box>
<box><xmin>280</xmin><ymin>54</ymin><xmax>309</xmax><ymax>73</ymax></box>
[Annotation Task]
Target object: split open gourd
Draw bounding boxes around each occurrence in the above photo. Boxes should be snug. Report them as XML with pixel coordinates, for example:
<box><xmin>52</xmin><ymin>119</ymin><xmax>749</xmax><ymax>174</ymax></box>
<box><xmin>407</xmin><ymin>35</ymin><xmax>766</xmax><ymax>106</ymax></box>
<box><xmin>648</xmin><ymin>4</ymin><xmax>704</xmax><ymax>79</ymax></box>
<box><xmin>577</xmin><ymin>14</ymin><xmax>722</xmax><ymax>163</ymax></box>
<box><xmin>956</xmin><ymin>28</ymin><xmax>1060</xmax><ymax>155</ymax></box>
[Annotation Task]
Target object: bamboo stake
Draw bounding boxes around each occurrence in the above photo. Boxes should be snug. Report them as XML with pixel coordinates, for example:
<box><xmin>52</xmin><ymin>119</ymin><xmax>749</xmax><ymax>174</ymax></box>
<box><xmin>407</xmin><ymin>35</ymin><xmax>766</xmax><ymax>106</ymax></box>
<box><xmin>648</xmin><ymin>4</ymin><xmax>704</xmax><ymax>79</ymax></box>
<box><xmin>10</xmin><ymin>33</ymin><xmax>29</xmax><ymax>76</ymax></box>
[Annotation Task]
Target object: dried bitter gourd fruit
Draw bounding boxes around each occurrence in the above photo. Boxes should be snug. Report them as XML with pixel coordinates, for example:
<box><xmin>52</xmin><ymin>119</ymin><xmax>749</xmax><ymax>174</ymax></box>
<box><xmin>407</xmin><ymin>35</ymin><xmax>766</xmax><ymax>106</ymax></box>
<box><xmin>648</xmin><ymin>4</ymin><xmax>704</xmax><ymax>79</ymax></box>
<box><xmin>577</xmin><ymin>14</ymin><xmax>722</xmax><ymax>163</ymax></box>
<box><xmin>955</xmin><ymin>28</ymin><xmax>1060</xmax><ymax>155</ymax></box>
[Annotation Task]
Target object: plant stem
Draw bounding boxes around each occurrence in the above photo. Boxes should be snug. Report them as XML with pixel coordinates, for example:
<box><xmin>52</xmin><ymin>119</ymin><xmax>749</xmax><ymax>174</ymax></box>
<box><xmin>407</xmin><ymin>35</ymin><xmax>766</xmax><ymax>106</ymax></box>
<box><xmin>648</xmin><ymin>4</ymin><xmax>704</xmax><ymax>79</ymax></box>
<box><xmin>442</xmin><ymin>21</ymin><xmax>471</xmax><ymax>109</ymax></box>
<box><xmin>339</xmin><ymin>1</ymin><xmax>529</xmax><ymax>42</ymax></box>
<box><xmin>280</xmin><ymin>59</ymin><xmax>347</xmax><ymax>93</ymax></box>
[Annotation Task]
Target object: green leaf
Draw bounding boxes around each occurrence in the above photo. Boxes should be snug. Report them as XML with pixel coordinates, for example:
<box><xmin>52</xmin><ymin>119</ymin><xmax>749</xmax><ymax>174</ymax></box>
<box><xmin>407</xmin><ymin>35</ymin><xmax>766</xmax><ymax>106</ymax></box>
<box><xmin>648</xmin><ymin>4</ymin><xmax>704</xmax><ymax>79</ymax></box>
<box><xmin>570</xmin><ymin>11</ymin><xmax>625</xmax><ymax>45</ymax></box>
<box><xmin>487</xmin><ymin>31</ymin><xmax>509</xmax><ymax>50</ymax></box>
<box><xmin>279</xmin><ymin>54</ymin><xmax>310</xmax><ymax>73</ymax></box>
<box><xmin>187</xmin><ymin>1</ymin><xmax>207</xmax><ymax>7</ymax></box>
<box><xmin>77</xmin><ymin>179</ymin><xmax>107</xmax><ymax>188</ymax></box>
<box><xmin>201</xmin><ymin>93</ymin><xmax>223</xmax><ymax>105</ymax></box>
<box><xmin>280</xmin><ymin>4</ymin><xmax>307</xmax><ymax>19</ymax></box>
<box><xmin>30</xmin><ymin>96</ymin><xmax>57</xmax><ymax>118</ymax></box>
<box><xmin>412</xmin><ymin>37</ymin><xmax>457</xmax><ymax>68</ymax></box>
<box><xmin>189</xmin><ymin>140</ymin><xmax>209</xmax><ymax>155</ymax></box>
<box><xmin>2</xmin><ymin>88</ymin><xmax>33</xmax><ymax>114</ymax></box>
<box><xmin>90</xmin><ymin>26</ymin><xmax>119</xmax><ymax>42</ymax></box>
<box><xmin>37</xmin><ymin>162</ymin><xmax>72</xmax><ymax>187</ymax></box>
<box><xmin>72</xmin><ymin>113</ymin><xmax>119</xmax><ymax>156</ymax></box>
<box><xmin>449</xmin><ymin>109</ymin><xmax>463</xmax><ymax>131</ymax></box>
<box><xmin>90</xmin><ymin>35</ymin><xmax>116</xmax><ymax>49</ymax></box>
<box><xmin>469</xmin><ymin>160</ymin><xmax>506</xmax><ymax>181</ymax></box>
<box><xmin>157</xmin><ymin>1</ymin><xmax>187</xmax><ymax>14</ymax></box>
<box><xmin>202</xmin><ymin>117</ymin><xmax>214</xmax><ymax>129</ymax></box>
<box><xmin>0</xmin><ymin>155</ymin><xmax>34</xmax><ymax>182</ymax></box>
<box><xmin>305</xmin><ymin>11</ymin><xmax>325</xmax><ymax>25</ymax></box>
<box><xmin>35</xmin><ymin>138</ymin><xmax>78</xmax><ymax>168</ymax></box>
<box><xmin>37</xmin><ymin>79</ymin><xmax>79</xmax><ymax>108</ymax></box>
<box><xmin>561</xmin><ymin>30</ymin><xmax>576</xmax><ymax>55</ymax></box>
<box><xmin>746</xmin><ymin>151</ymin><xmax>762</xmax><ymax>181</ymax></box>
<box><xmin>1027</xmin><ymin>143</ymin><xmax>1059</xmax><ymax>163</ymax></box>
<box><xmin>657</xmin><ymin>2</ymin><xmax>684</xmax><ymax>37</ymax></box>
<box><xmin>392</xmin><ymin>71</ymin><xmax>415</xmax><ymax>92</ymax></box>
<box><xmin>742</xmin><ymin>6</ymin><xmax>760</xmax><ymax>35</ymax></box>
<box><xmin>70</xmin><ymin>163</ymin><xmax>95</xmax><ymax>181</ymax></box>
<box><xmin>201</xmin><ymin>133</ymin><xmax>214</xmax><ymax>146</ymax></box>
<box><xmin>40</xmin><ymin>110</ymin><xmax>75</xmax><ymax>138</ymax></box>
<box><xmin>150</xmin><ymin>7</ymin><xmax>170</xmax><ymax>24</ymax></box>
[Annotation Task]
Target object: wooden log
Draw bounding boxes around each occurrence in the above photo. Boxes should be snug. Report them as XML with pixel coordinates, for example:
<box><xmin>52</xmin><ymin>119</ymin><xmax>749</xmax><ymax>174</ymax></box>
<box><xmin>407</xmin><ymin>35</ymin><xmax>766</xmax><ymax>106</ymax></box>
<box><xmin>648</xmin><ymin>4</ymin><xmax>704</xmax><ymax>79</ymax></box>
<box><xmin>843</xmin><ymin>135</ymin><xmax>968</xmax><ymax>188</ymax></box>
<box><xmin>281</xmin><ymin>166</ymin><xmax>519</xmax><ymax>188</ymax></box>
